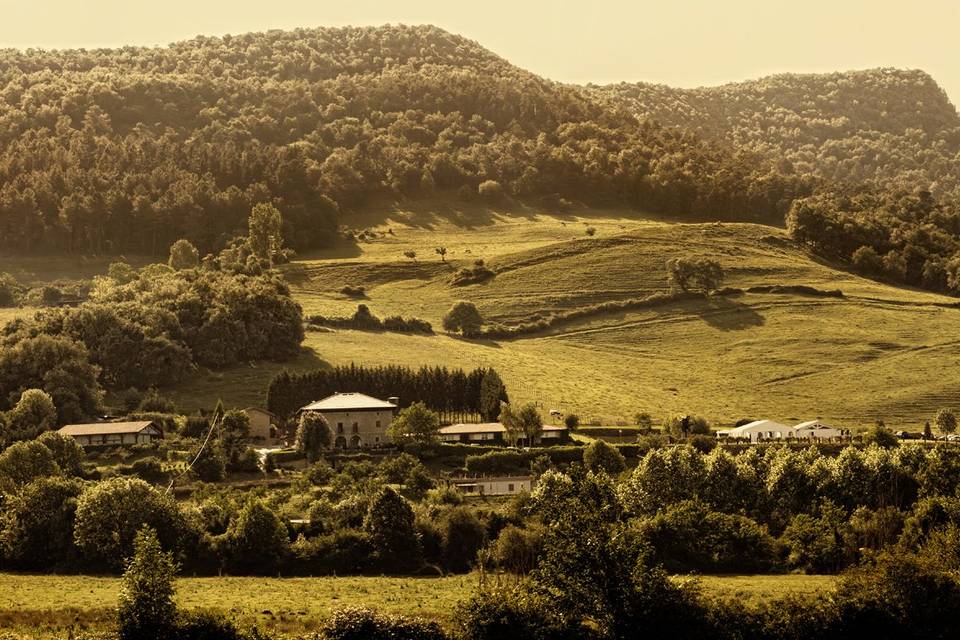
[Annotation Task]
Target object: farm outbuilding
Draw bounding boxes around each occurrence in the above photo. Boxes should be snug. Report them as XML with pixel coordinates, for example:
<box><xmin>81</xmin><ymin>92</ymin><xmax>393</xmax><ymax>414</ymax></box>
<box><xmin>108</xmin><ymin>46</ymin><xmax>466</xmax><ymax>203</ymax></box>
<box><xmin>449</xmin><ymin>475</ymin><xmax>534</xmax><ymax>496</ymax></box>
<box><xmin>793</xmin><ymin>420</ymin><xmax>847</xmax><ymax>440</ymax></box>
<box><xmin>58</xmin><ymin>421</ymin><xmax>162</xmax><ymax>447</ymax></box>
<box><xmin>438</xmin><ymin>422</ymin><xmax>568</xmax><ymax>445</ymax></box>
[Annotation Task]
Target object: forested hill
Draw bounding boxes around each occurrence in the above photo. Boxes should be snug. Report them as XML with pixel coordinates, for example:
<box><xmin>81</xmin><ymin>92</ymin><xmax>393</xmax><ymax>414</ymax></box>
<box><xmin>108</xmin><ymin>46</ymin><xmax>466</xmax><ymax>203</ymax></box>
<box><xmin>595</xmin><ymin>69</ymin><xmax>960</xmax><ymax>197</ymax></box>
<box><xmin>0</xmin><ymin>25</ymin><xmax>806</xmax><ymax>255</ymax></box>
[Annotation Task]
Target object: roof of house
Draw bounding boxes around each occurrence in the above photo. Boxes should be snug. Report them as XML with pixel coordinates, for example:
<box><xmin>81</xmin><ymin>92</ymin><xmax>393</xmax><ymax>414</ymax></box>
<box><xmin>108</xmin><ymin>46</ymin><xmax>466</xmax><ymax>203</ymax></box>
<box><xmin>58</xmin><ymin>421</ymin><xmax>159</xmax><ymax>436</ymax></box>
<box><xmin>439</xmin><ymin>422</ymin><xmax>568</xmax><ymax>435</ymax></box>
<box><xmin>300</xmin><ymin>392</ymin><xmax>397</xmax><ymax>412</ymax></box>
<box><xmin>794</xmin><ymin>420</ymin><xmax>841</xmax><ymax>430</ymax></box>
<box><xmin>719</xmin><ymin>419</ymin><xmax>791</xmax><ymax>435</ymax></box>
<box><xmin>451</xmin><ymin>475</ymin><xmax>535</xmax><ymax>483</ymax></box>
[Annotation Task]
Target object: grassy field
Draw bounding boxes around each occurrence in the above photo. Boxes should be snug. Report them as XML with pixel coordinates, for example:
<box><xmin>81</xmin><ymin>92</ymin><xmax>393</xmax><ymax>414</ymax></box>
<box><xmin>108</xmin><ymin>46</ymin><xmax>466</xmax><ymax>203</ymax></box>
<box><xmin>160</xmin><ymin>203</ymin><xmax>960</xmax><ymax>428</ymax></box>
<box><xmin>0</xmin><ymin>572</ymin><xmax>835</xmax><ymax>636</ymax></box>
<box><xmin>4</xmin><ymin>199</ymin><xmax>960</xmax><ymax>428</ymax></box>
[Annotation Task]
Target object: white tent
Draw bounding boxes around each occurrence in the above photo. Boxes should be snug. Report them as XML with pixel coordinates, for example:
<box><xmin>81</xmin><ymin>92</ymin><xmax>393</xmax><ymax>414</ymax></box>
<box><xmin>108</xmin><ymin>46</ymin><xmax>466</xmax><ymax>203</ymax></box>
<box><xmin>794</xmin><ymin>420</ymin><xmax>845</xmax><ymax>440</ymax></box>
<box><xmin>716</xmin><ymin>420</ymin><xmax>792</xmax><ymax>442</ymax></box>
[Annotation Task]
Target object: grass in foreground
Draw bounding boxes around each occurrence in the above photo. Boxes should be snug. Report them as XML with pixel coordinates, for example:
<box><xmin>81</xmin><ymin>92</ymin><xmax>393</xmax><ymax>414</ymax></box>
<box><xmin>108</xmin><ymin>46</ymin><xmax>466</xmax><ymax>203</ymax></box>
<box><xmin>0</xmin><ymin>572</ymin><xmax>835</xmax><ymax>637</ymax></box>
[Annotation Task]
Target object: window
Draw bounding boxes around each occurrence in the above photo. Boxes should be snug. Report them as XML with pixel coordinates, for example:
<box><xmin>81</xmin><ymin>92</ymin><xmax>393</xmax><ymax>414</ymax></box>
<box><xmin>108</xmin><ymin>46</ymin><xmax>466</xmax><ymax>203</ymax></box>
<box><xmin>508</xmin><ymin>484</ymin><xmax>515</xmax><ymax>492</ymax></box>
<box><xmin>375</xmin><ymin>420</ymin><xmax>381</xmax><ymax>429</ymax></box>
<box><xmin>337</xmin><ymin>422</ymin><xmax>344</xmax><ymax>434</ymax></box>
<box><xmin>352</xmin><ymin>422</ymin><xmax>359</xmax><ymax>433</ymax></box>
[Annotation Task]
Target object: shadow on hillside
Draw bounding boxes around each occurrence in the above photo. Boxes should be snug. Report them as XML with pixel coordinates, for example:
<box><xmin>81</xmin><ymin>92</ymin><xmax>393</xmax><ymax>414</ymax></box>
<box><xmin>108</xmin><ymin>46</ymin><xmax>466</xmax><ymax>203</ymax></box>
<box><xmin>691</xmin><ymin>296</ymin><xmax>765</xmax><ymax>331</ymax></box>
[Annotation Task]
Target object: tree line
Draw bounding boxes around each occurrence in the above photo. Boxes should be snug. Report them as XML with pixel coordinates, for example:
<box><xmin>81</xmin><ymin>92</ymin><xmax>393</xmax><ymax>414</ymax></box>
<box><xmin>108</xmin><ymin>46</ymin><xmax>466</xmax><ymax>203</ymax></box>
<box><xmin>267</xmin><ymin>363</ymin><xmax>508</xmax><ymax>422</ymax></box>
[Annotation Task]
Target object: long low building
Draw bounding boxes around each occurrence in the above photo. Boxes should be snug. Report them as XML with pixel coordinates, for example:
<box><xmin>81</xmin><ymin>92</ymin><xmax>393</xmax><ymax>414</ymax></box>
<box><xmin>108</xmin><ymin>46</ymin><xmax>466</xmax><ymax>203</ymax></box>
<box><xmin>449</xmin><ymin>475</ymin><xmax>535</xmax><ymax>496</ymax></box>
<box><xmin>438</xmin><ymin>422</ymin><xmax>569</xmax><ymax>445</ymax></box>
<box><xmin>58</xmin><ymin>421</ymin><xmax>163</xmax><ymax>447</ymax></box>
<box><xmin>716</xmin><ymin>419</ymin><xmax>847</xmax><ymax>442</ymax></box>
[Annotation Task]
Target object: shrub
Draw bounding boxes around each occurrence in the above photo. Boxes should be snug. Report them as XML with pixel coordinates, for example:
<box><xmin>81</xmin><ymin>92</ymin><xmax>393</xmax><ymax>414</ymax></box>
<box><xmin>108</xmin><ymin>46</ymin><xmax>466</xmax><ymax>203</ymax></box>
<box><xmin>0</xmin><ymin>476</ymin><xmax>83</xmax><ymax>570</ymax></box>
<box><xmin>583</xmin><ymin>440</ymin><xmax>626</xmax><ymax>475</ymax></box>
<box><xmin>564</xmin><ymin>414</ymin><xmax>579</xmax><ymax>429</ymax></box>
<box><xmin>442</xmin><ymin>301</ymin><xmax>484</xmax><ymax>338</ymax></box>
<box><xmin>456</xmin><ymin>587</ymin><xmax>581</xmax><ymax>640</ymax></box>
<box><xmin>0</xmin><ymin>272</ymin><xmax>19</xmax><ymax>307</ymax></box>
<box><xmin>451</xmin><ymin>260</ymin><xmax>495</xmax><ymax>286</ymax></box>
<box><xmin>340</xmin><ymin>285</ymin><xmax>366</xmax><ymax>298</ymax></box>
<box><xmin>191</xmin><ymin>444</ymin><xmax>227</xmax><ymax>482</ymax></box>
<box><xmin>688</xmin><ymin>434</ymin><xmax>717</xmax><ymax>453</ymax></box>
<box><xmin>636</xmin><ymin>500</ymin><xmax>778</xmax><ymax>574</ymax></box>
<box><xmin>131</xmin><ymin>456</ymin><xmax>167</xmax><ymax>484</ymax></box>
<box><xmin>477</xmin><ymin>180</ymin><xmax>503</xmax><ymax>200</ymax></box>
<box><xmin>440</xmin><ymin>506</ymin><xmax>488</xmax><ymax>573</ymax></box>
<box><xmin>363</xmin><ymin>487</ymin><xmax>422</xmax><ymax>571</ymax></box>
<box><xmin>318</xmin><ymin>606</ymin><xmax>447</xmax><ymax>640</ymax></box>
<box><xmin>224</xmin><ymin>499</ymin><xmax>289</xmax><ymax>574</ymax></box>
<box><xmin>491</xmin><ymin>525</ymin><xmax>541</xmax><ymax>574</ymax></box>
<box><xmin>666</xmin><ymin>257</ymin><xmax>725</xmax><ymax>292</ymax></box>
<box><xmin>73</xmin><ymin>477</ymin><xmax>190</xmax><ymax>571</ymax></box>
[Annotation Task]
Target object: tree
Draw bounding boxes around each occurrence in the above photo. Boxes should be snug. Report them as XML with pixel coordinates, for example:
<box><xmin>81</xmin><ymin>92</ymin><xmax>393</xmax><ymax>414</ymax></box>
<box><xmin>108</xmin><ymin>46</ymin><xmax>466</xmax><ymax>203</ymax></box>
<box><xmin>583</xmin><ymin>440</ymin><xmax>627</xmax><ymax>475</ymax></box>
<box><xmin>296</xmin><ymin>412</ymin><xmax>332</xmax><ymax>460</ymax></box>
<box><xmin>864</xmin><ymin>423</ymin><xmax>899</xmax><ymax>449</ymax></box>
<box><xmin>517</xmin><ymin>404</ymin><xmax>543</xmax><ymax>445</ymax></box>
<box><xmin>585</xmin><ymin>226</ymin><xmax>596</xmax><ymax>236</ymax></box>
<box><xmin>225</xmin><ymin>499</ymin><xmax>289</xmax><ymax>573</ymax></box>
<box><xmin>363</xmin><ymin>487</ymin><xmax>422</xmax><ymax>571</ymax></box>
<box><xmin>0</xmin><ymin>477</ymin><xmax>83</xmax><ymax>570</ymax></box>
<box><xmin>37</xmin><ymin>431</ymin><xmax>85</xmax><ymax>476</ymax></box>
<box><xmin>117</xmin><ymin>527</ymin><xmax>178</xmax><ymax>640</ymax></box>
<box><xmin>439</xmin><ymin>506</ymin><xmax>487</xmax><ymax>573</ymax></box>
<box><xmin>443</xmin><ymin>301</ymin><xmax>484</xmax><ymax>338</ymax></box>
<box><xmin>0</xmin><ymin>440</ymin><xmax>59</xmax><ymax>487</ymax></box>
<box><xmin>0</xmin><ymin>272</ymin><xmax>18</xmax><ymax>307</ymax></box>
<box><xmin>935</xmin><ymin>409</ymin><xmax>957</xmax><ymax>436</ymax></box>
<box><xmin>168</xmin><ymin>238</ymin><xmax>199</xmax><ymax>270</ymax></box>
<box><xmin>435</xmin><ymin>247</ymin><xmax>447</xmax><ymax>262</ymax></box>
<box><xmin>0</xmin><ymin>334</ymin><xmax>100</xmax><ymax>425</ymax></box>
<box><xmin>388</xmin><ymin>402</ymin><xmax>440</xmax><ymax>445</ymax></box>
<box><xmin>477</xmin><ymin>180</ymin><xmax>503</xmax><ymax>200</ymax></box>
<box><xmin>924</xmin><ymin>421</ymin><xmax>934</xmax><ymax>440</ymax></box>
<box><xmin>564</xmin><ymin>414</ymin><xmax>580</xmax><ymax>430</ymax></box>
<box><xmin>190</xmin><ymin>443</ymin><xmax>227</xmax><ymax>482</ymax></box>
<box><xmin>73</xmin><ymin>477</ymin><xmax>188</xmax><ymax>570</ymax></box>
<box><xmin>666</xmin><ymin>257</ymin><xmax>725</xmax><ymax>292</ymax></box>
<box><xmin>248</xmin><ymin>202</ymin><xmax>284</xmax><ymax>266</ymax></box>
<box><xmin>403</xmin><ymin>250</ymin><xmax>417</xmax><ymax>262</ymax></box>
<box><xmin>5</xmin><ymin>389</ymin><xmax>57</xmax><ymax>441</ymax></box>
<box><xmin>498</xmin><ymin>402</ymin><xmax>523</xmax><ymax>447</ymax></box>
<box><xmin>479</xmin><ymin>369</ymin><xmax>507</xmax><ymax>422</ymax></box>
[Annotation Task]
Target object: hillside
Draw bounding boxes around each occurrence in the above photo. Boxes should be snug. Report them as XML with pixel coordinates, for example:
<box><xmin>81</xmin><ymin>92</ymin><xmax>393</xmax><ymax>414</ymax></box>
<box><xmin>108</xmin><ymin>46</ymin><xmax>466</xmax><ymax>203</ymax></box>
<box><xmin>595</xmin><ymin>69</ymin><xmax>960</xmax><ymax>197</ymax></box>
<box><xmin>0</xmin><ymin>25</ymin><xmax>800</xmax><ymax>256</ymax></box>
<box><xmin>155</xmin><ymin>203</ymin><xmax>960</xmax><ymax>429</ymax></box>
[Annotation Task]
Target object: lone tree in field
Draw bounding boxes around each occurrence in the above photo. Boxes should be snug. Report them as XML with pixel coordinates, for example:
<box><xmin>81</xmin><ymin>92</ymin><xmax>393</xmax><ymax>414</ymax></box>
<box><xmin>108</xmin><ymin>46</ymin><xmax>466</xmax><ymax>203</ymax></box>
<box><xmin>585</xmin><ymin>226</ymin><xmax>596</xmax><ymax>237</ymax></box>
<box><xmin>666</xmin><ymin>257</ymin><xmax>725</xmax><ymax>292</ymax></box>
<box><xmin>936</xmin><ymin>409</ymin><xmax>958</xmax><ymax>436</ymax></box>
<box><xmin>404</xmin><ymin>250</ymin><xmax>417</xmax><ymax>262</ymax></box>
<box><xmin>117</xmin><ymin>527</ymin><xmax>178</xmax><ymax>640</ymax></box>
<box><xmin>167</xmin><ymin>238</ymin><xmax>199</xmax><ymax>270</ymax></box>
<box><xmin>296</xmin><ymin>412</ymin><xmax>332</xmax><ymax>461</ymax></box>
<box><xmin>436</xmin><ymin>247</ymin><xmax>447</xmax><ymax>262</ymax></box>
<box><xmin>388</xmin><ymin>402</ymin><xmax>440</xmax><ymax>445</ymax></box>
<box><xmin>443</xmin><ymin>301</ymin><xmax>484</xmax><ymax>338</ymax></box>
<box><xmin>248</xmin><ymin>202</ymin><xmax>284</xmax><ymax>266</ymax></box>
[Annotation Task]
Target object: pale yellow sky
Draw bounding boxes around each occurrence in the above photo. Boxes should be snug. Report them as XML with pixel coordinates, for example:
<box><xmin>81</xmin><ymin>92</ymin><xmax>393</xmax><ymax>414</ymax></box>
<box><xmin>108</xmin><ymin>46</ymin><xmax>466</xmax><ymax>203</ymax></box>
<box><xmin>2</xmin><ymin>0</ymin><xmax>958</xmax><ymax>106</ymax></box>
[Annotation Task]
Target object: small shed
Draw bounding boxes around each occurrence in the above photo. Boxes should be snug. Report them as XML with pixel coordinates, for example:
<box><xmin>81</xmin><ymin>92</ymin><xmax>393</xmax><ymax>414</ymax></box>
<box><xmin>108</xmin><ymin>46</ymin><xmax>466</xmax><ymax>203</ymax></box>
<box><xmin>58</xmin><ymin>421</ymin><xmax>162</xmax><ymax>447</ymax></box>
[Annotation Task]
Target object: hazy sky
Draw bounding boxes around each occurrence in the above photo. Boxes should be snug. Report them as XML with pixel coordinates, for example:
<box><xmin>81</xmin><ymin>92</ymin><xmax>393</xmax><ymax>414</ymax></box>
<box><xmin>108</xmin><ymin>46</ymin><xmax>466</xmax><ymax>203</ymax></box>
<box><xmin>2</xmin><ymin>0</ymin><xmax>958</xmax><ymax>105</ymax></box>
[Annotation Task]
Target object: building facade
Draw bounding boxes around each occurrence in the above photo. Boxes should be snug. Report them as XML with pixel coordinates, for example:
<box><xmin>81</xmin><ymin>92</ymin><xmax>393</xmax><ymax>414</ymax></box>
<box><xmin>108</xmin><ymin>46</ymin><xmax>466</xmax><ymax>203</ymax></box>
<box><xmin>438</xmin><ymin>422</ymin><xmax>569</xmax><ymax>445</ymax></box>
<box><xmin>244</xmin><ymin>407</ymin><xmax>280</xmax><ymax>443</ymax></box>
<box><xmin>299</xmin><ymin>392</ymin><xmax>398</xmax><ymax>449</ymax></box>
<box><xmin>450</xmin><ymin>475</ymin><xmax>535</xmax><ymax>496</ymax></box>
